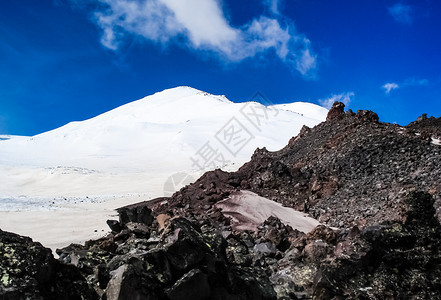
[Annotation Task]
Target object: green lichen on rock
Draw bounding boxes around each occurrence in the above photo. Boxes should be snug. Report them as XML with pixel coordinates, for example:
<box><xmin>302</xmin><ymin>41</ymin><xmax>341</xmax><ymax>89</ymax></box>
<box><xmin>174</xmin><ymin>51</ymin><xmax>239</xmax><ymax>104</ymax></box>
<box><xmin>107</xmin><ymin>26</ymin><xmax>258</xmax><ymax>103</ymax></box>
<box><xmin>0</xmin><ymin>229</ymin><xmax>98</xmax><ymax>299</ymax></box>
<box><xmin>1</xmin><ymin>271</ymin><xmax>10</xmax><ymax>286</ymax></box>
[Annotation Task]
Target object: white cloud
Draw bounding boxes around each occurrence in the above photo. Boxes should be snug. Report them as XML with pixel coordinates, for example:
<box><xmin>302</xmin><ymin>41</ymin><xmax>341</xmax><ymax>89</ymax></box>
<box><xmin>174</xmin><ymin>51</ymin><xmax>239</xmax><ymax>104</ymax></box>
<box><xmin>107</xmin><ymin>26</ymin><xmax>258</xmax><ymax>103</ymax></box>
<box><xmin>382</xmin><ymin>78</ymin><xmax>428</xmax><ymax>94</ymax></box>
<box><xmin>388</xmin><ymin>3</ymin><xmax>413</xmax><ymax>24</ymax></box>
<box><xmin>383</xmin><ymin>82</ymin><xmax>399</xmax><ymax>94</ymax></box>
<box><xmin>161</xmin><ymin>0</ymin><xmax>239</xmax><ymax>49</ymax></box>
<box><xmin>264</xmin><ymin>0</ymin><xmax>280</xmax><ymax>15</ymax></box>
<box><xmin>89</xmin><ymin>0</ymin><xmax>317</xmax><ymax>78</ymax></box>
<box><xmin>295</xmin><ymin>46</ymin><xmax>317</xmax><ymax>77</ymax></box>
<box><xmin>318</xmin><ymin>92</ymin><xmax>354</xmax><ymax>109</ymax></box>
<box><xmin>238</xmin><ymin>17</ymin><xmax>291</xmax><ymax>60</ymax></box>
<box><xmin>95</xmin><ymin>0</ymin><xmax>183</xmax><ymax>48</ymax></box>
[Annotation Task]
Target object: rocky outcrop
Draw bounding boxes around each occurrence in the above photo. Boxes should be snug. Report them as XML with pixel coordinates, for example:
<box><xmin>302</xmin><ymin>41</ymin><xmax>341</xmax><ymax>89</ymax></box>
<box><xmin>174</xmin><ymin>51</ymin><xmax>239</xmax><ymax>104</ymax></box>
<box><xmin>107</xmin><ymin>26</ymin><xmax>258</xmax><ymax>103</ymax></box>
<box><xmin>326</xmin><ymin>101</ymin><xmax>345</xmax><ymax>121</ymax></box>
<box><xmin>152</xmin><ymin>102</ymin><xmax>441</xmax><ymax>229</ymax></box>
<box><xmin>0</xmin><ymin>229</ymin><xmax>98</xmax><ymax>300</ymax></box>
<box><xmin>407</xmin><ymin>113</ymin><xmax>441</xmax><ymax>139</ymax></box>
<box><xmin>313</xmin><ymin>191</ymin><xmax>441</xmax><ymax>299</ymax></box>
<box><xmin>52</xmin><ymin>188</ymin><xmax>441</xmax><ymax>299</ymax></box>
<box><xmin>56</xmin><ymin>206</ymin><xmax>277</xmax><ymax>300</ymax></box>
<box><xmin>4</xmin><ymin>191</ymin><xmax>439</xmax><ymax>299</ymax></box>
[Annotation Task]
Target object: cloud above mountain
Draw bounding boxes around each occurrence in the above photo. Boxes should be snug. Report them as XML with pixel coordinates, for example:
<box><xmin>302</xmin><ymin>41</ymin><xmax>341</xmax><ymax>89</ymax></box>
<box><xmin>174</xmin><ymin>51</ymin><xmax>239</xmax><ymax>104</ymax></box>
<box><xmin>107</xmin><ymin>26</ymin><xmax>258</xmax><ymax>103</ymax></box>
<box><xmin>318</xmin><ymin>92</ymin><xmax>354</xmax><ymax>109</ymax></box>
<box><xmin>383</xmin><ymin>82</ymin><xmax>399</xmax><ymax>94</ymax></box>
<box><xmin>85</xmin><ymin>0</ymin><xmax>317</xmax><ymax>78</ymax></box>
<box><xmin>382</xmin><ymin>78</ymin><xmax>428</xmax><ymax>94</ymax></box>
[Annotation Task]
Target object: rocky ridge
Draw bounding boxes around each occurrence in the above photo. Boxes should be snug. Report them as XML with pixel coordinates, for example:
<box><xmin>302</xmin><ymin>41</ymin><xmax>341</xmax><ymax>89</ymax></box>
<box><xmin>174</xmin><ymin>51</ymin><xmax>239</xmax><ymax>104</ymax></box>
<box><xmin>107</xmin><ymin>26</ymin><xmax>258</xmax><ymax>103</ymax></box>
<box><xmin>1</xmin><ymin>102</ymin><xmax>441</xmax><ymax>299</ymax></box>
<box><xmin>151</xmin><ymin>103</ymin><xmax>441</xmax><ymax>229</ymax></box>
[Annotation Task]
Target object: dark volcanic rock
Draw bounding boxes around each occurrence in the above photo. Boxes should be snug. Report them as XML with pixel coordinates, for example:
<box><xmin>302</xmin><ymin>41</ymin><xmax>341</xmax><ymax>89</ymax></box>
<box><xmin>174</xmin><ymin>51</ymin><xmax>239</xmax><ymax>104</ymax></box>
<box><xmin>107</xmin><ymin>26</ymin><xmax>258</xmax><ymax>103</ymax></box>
<box><xmin>105</xmin><ymin>263</ymin><xmax>160</xmax><ymax>300</ymax></box>
<box><xmin>106</xmin><ymin>220</ymin><xmax>122</xmax><ymax>233</ymax></box>
<box><xmin>326</xmin><ymin>101</ymin><xmax>345</xmax><ymax>121</ymax></box>
<box><xmin>57</xmin><ymin>217</ymin><xmax>276</xmax><ymax>300</ymax></box>
<box><xmin>314</xmin><ymin>191</ymin><xmax>441</xmax><ymax>299</ymax></box>
<box><xmin>0</xmin><ymin>229</ymin><xmax>98</xmax><ymax>300</ymax></box>
<box><xmin>407</xmin><ymin>113</ymin><xmax>441</xmax><ymax>139</ymax></box>
<box><xmin>117</xmin><ymin>202</ymin><xmax>154</xmax><ymax>226</ymax></box>
<box><xmin>165</xmin><ymin>268</ymin><xmax>210</xmax><ymax>300</ymax></box>
<box><xmin>163</xmin><ymin>218</ymin><xmax>212</xmax><ymax>271</ymax></box>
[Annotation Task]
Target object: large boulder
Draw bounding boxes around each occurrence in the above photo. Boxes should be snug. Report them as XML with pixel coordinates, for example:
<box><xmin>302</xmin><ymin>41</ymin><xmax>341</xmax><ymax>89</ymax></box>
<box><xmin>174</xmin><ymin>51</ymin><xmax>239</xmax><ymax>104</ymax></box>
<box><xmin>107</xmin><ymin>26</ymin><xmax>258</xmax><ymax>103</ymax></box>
<box><xmin>117</xmin><ymin>202</ymin><xmax>154</xmax><ymax>226</ymax></box>
<box><xmin>0</xmin><ymin>229</ymin><xmax>98</xmax><ymax>300</ymax></box>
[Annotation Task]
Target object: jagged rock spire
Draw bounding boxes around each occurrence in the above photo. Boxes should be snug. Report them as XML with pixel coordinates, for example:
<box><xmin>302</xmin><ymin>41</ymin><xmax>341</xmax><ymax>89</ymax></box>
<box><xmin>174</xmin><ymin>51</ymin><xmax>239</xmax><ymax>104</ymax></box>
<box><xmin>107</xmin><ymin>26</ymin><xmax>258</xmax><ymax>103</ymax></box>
<box><xmin>326</xmin><ymin>101</ymin><xmax>345</xmax><ymax>121</ymax></box>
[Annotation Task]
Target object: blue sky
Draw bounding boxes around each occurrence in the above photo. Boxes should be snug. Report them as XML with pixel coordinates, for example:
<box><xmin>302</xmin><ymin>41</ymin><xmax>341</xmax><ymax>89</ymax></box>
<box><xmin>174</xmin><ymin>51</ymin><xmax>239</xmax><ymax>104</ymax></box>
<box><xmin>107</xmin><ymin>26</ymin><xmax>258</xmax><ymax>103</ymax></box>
<box><xmin>1</xmin><ymin>0</ymin><xmax>440</xmax><ymax>135</ymax></box>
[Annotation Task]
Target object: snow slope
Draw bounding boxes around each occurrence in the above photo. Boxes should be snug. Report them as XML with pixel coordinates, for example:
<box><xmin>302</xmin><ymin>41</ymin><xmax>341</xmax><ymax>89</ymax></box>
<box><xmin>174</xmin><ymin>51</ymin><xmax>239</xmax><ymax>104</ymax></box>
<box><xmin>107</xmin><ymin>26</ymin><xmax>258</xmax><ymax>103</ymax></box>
<box><xmin>215</xmin><ymin>190</ymin><xmax>321</xmax><ymax>232</ymax></box>
<box><xmin>0</xmin><ymin>86</ymin><xmax>327</xmax><ymax>200</ymax></box>
<box><xmin>272</xmin><ymin>102</ymin><xmax>329</xmax><ymax>122</ymax></box>
<box><xmin>0</xmin><ymin>86</ymin><xmax>327</xmax><ymax>250</ymax></box>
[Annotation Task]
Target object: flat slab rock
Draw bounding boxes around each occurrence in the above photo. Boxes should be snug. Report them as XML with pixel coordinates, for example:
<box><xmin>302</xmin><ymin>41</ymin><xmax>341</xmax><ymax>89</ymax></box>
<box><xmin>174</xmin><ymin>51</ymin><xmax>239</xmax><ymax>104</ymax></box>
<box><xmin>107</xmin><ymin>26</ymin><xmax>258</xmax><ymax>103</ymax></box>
<box><xmin>215</xmin><ymin>190</ymin><xmax>321</xmax><ymax>232</ymax></box>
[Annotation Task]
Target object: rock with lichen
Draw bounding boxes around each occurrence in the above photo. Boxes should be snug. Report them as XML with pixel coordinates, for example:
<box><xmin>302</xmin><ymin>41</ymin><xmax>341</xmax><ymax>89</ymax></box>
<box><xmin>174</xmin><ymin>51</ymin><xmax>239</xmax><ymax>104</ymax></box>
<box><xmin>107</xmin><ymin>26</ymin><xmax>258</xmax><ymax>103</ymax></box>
<box><xmin>0</xmin><ymin>229</ymin><xmax>98</xmax><ymax>300</ymax></box>
<box><xmin>57</xmin><ymin>215</ymin><xmax>277</xmax><ymax>299</ymax></box>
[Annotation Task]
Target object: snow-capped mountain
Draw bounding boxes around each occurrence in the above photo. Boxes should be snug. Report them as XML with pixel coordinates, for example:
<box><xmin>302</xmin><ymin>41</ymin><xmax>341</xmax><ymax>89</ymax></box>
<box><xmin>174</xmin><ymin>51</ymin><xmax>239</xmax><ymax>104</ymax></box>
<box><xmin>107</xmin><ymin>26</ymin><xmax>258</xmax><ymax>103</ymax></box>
<box><xmin>0</xmin><ymin>86</ymin><xmax>327</xmax><ymax>201</ymax></box>
<box><xmin>0</xmin><ymin>86</ymin><xmax>328</xmax><ymax>250</ymax></box>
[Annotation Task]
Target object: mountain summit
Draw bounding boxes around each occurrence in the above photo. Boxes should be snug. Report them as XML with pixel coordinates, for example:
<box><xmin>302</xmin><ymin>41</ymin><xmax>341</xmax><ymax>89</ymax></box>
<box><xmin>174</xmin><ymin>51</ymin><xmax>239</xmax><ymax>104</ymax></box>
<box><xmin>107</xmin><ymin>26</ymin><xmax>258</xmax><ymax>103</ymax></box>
<box><xmin>0</xmin><ymin>86</ymin><xmax>327</xmax><ymax>172</ymax></box>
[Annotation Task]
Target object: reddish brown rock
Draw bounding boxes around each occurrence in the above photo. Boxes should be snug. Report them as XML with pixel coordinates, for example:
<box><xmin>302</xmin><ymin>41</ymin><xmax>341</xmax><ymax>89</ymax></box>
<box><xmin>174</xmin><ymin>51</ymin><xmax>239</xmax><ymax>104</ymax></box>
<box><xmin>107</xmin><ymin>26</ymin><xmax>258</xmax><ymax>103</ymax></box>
<box><xmin>326</xmin><ymin>101</ymin><xmax>345</xmax><ymax>121</ymax></box>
